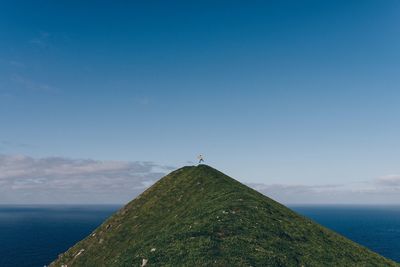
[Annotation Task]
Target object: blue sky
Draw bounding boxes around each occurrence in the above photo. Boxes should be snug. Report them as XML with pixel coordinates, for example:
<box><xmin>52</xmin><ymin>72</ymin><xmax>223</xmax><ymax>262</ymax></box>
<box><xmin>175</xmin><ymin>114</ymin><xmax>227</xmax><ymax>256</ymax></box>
<box><xmin>1</xmin><ymin>1</ymin><xmax>400</xmax><ymax>203</ymax></box>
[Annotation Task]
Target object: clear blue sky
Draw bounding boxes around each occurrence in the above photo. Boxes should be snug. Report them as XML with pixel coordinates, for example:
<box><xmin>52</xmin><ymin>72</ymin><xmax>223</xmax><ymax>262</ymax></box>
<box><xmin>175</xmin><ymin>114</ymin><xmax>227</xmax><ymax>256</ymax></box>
<box><xmin>1</xmin><ymin>1</ymin><xmax>400</xmax><ymax>203</ymax></box>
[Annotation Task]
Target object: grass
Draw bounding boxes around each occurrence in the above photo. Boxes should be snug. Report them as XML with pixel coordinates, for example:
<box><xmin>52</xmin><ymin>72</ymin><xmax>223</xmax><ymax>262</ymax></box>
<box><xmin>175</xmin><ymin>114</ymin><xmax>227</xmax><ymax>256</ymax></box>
<box><xmin>50</xmin><ymin>165</ymin><xmax>398</xmax><ymax>266</ymax></box>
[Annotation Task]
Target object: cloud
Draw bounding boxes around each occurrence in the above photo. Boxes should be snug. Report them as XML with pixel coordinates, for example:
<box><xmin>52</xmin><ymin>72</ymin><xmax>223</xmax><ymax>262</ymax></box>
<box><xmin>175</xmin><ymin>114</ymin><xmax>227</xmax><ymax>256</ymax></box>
<box><xmin>10</xmin><ymin>74</ymin><xmax>57</xmax><ymax>92</ymax></box>
<box><xmin>248</xmin><ymin>178</ymin><xmax>400</xmax><ymax>205</ymax></box>
<box><xmin>248</xmin><ymin>183</ymin><xmax>348</xmax><ymax>204</ymax></box>
<box><xmin>0</xmin><ymin>154</ymin><xmax>172</xmax><ymax>204</ymax></box>
<box><xmin>0</xmin><ymin>140</ymin><xmax>32</xmax><ymax>149</ymax></box>
<box><xmin>9</xmin><ymin>61</ymin><xmax>26</xmax><ymax>68</ymax></box>
<box><xmin>29</xmin><ymin>31</ymin><xmax>51</xmax><ymax>48</ymax></box>
<box><xmin>1</xmin><ymin>154</ymin><xmax>399</xmax><ymax>205</ymax></box>
<box><xmin>251</xmin><ymin>183</ymin><xmax>342</xmax><ymax>193</ymax></box>
<box><xmin>376</xmin><ymin>175</ymin><xmax>400</xmax><ymax>187</ymax></box>
<box><xmin>28</xmin><ymin>31</ymin><xmax>70</xmax><ymax>49</ymax></box>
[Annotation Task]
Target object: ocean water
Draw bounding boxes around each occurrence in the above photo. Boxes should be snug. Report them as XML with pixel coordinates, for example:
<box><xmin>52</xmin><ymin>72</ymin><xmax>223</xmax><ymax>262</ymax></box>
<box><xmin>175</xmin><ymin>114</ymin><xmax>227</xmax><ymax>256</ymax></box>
<box><xmin>290</xmin><ymin>205</ymin><xmax>400</xmax><ymax>263</ymax></box>
<box><xmin>0</xmin><ymin>205</ymin><xmax>119</xmax><ymax>267</ymax></box>
<box><xmin>0</xmin><ymin>205</ymin><xmax>399</xmax><ymax>267</ymax></box>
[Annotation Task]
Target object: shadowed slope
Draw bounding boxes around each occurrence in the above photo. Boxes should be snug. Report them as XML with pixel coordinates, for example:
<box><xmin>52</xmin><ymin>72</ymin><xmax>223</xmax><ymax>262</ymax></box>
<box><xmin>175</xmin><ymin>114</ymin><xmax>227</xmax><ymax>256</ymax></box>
<box><xmin>50</xmin><ymin>165</ymin><xmax>398</xmax><ymax>266</ymax></box>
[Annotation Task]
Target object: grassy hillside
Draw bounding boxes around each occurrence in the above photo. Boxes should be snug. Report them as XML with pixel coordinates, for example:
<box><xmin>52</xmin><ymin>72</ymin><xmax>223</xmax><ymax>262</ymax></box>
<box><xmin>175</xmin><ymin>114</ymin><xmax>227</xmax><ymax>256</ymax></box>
<box><xmin>50</xmin><ymin>165</ymin><xmax>398</xmax><ymax>266</ymax></box>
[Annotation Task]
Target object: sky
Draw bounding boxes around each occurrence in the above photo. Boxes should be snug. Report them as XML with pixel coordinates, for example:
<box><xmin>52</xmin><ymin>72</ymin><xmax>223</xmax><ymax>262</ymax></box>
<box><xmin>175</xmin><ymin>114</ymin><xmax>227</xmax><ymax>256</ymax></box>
<box><xmin>1</xmin><ymin>0</ymin><xmax>400</xmax><ymax>204</ymax></box>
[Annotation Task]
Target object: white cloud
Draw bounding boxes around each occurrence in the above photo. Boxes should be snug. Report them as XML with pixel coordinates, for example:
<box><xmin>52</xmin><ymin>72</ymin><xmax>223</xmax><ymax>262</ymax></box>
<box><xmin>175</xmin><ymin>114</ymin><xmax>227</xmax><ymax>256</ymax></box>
<box><xmin>0</xmin><ymin>154</ymin><xmax>171</xmax><ymax>204</ymax></box>
<box><xmin>249</xmin><ymin>176</ymin><xmax>400</xmax><ymax>205</ymax></box>
<box><xmin>1</xmin><ymin>154</ymin><xmax>399</xmax><ymax>205</ymax></box>
<box><xmin>10</xmin><ymin>74</ymin><xmax>57</xmax><ymax>92</ymax></box>
<box><xmin>29</xmin><ymin>31</ymin><xmax>51</xmax><ymax>48</ymax></box>
<box><xmin>376</xmin><ymin>175</ymin><xmax>400</xmax><ymax>186</ymax></box>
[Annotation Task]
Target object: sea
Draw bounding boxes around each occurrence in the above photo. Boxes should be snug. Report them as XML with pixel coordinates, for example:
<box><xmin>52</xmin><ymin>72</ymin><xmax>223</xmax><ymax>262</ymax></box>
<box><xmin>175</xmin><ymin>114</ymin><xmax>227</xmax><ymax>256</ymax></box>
<box><xmin>0</xmin><ymin>205</ymin><xmax>399</xmax><ymax>267</ymax></box>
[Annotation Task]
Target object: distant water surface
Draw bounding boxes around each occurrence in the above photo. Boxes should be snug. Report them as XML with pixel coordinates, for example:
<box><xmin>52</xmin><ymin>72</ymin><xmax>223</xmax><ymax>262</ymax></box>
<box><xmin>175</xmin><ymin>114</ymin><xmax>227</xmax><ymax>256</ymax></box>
<box><xmin>290</xmin><ymin>205</ymin><xmax>400</xmax><ymax>263</ymax></box>
<box><xmin>0</xmin><ymin>205</ymin><xmax>398</xmax><ymax>267</ymax></box>
<box><xmin>0</xmin><ymin>205</ymin><xmax>119</xmax><ymax>267</ymax></box>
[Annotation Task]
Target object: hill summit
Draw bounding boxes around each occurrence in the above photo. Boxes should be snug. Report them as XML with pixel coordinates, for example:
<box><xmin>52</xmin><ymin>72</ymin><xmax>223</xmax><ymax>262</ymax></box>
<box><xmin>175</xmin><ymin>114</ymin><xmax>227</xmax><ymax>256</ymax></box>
<box><xmin>50</xmin><ymin>165</ymin><xmax>397</xmax><ymax>266</ymax></box>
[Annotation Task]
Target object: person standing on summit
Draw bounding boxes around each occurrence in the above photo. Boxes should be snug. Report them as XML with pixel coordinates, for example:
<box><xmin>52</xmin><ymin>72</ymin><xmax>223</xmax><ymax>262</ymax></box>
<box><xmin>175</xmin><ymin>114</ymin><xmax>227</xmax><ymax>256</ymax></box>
<box><xmin>198</xmin><ymin>154</ymin><xmax>204</xmax><ymax>164</ymax></box>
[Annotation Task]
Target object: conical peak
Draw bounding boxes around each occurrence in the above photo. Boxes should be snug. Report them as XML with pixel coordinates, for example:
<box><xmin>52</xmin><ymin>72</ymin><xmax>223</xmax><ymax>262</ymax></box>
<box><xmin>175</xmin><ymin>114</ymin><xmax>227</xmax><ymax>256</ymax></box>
<box><xmin>167</xmin><ymin>164</ymin><xmax>227</xmax><ymax>183</ymax></box>
<box><xmin>174</xmin><ymin>164</ymin><xmax>217</xmax><ymax>172</ymax></box>
<box><xmin>165</xmin><ymin>164</ymin><xmax>238</xmax><ymax>189</ymax></box>
<box><xmin>50</xmin><ymin>165</ymin><xmax>397</xmax><ymax>267</ymax></box>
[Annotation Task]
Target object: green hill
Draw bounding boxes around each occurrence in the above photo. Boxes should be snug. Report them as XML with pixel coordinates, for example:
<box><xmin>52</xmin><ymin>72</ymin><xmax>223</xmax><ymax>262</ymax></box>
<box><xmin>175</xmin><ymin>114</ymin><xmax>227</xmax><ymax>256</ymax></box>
<box><xmin>50</xmin><ymin>165</ymin><xmax>398</xmax><ymax>266</ymax></box>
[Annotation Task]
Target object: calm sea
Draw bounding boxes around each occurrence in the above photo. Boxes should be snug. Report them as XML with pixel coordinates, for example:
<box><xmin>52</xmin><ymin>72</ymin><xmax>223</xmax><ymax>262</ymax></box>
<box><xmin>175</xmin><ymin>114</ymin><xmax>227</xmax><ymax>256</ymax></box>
<box><xmin>0</xmin><ymin>205</ymin><xmax>398</xmax><ymax>267</ymax></box>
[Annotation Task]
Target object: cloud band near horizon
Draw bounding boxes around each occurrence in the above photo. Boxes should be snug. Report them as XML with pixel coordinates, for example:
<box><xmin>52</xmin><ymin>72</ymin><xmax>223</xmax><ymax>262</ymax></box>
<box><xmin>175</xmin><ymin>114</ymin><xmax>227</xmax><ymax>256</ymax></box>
<box><xmin>0</xmin><ymin>154</ymin><xmax>399</xmax><ymax>205</ymax></box>
<box><xmin>0</xmin><ymin>154</ymin><xmax>173</xmax><ymax>204</ymax></box>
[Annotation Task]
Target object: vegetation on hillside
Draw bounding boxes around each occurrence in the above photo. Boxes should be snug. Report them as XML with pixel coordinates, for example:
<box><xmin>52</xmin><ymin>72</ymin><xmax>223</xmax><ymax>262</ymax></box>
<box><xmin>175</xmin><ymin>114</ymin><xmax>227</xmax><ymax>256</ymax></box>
<box><xmin>50</xmin><ymin>165</ymin><xmax>398</xmax><ymax>266</ymax></box>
